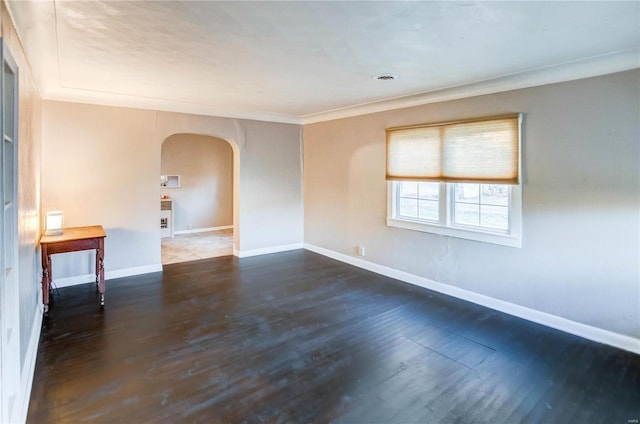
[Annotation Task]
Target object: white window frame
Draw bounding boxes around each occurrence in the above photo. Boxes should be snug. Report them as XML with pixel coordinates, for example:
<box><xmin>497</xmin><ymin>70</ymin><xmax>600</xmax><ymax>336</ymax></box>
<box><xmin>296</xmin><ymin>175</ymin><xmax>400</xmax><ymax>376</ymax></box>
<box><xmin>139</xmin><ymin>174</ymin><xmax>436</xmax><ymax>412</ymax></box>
<box><xmin>387</xmin><ymin>182</ymin><xmax>522</xmax><ymax>248</ymax></box>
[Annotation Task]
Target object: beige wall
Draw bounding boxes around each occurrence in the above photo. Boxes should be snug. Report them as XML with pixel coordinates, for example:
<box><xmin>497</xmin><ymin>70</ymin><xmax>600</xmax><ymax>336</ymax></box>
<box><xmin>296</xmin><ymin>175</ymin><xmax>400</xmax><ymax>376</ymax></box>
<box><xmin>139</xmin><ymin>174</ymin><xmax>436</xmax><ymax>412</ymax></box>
<box><xmin>304</xmin><ymin>70</ymin><xmax>640</xmax><ymax>339</ymax></box>
<box><xmin>42</xmin><ymin>101</ymin><xmax>303</xmax><ymax>278</ymax></box>
<box><xmin>161</xmin><ymin>134</ymin><xmax>233</xmax><ymax>231</ymax></box>
<box><xmin>42</xmin><ymin>103</ymin><xmax>160</xmax><ymax>276</ymax></box>
<box><xmin>1</xmin><ymin>1</ymin><xmax>43</xmax><ymax>418</ymax></box>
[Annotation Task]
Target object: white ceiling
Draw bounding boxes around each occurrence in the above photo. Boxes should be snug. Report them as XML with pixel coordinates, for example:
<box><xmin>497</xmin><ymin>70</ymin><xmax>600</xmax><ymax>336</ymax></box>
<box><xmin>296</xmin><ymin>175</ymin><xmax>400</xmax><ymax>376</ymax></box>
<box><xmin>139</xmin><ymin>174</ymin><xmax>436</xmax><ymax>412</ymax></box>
<box><xmin>6</xmin><ymin>1</ymin><xmax>640</xmax><ymax>124</ymax></box>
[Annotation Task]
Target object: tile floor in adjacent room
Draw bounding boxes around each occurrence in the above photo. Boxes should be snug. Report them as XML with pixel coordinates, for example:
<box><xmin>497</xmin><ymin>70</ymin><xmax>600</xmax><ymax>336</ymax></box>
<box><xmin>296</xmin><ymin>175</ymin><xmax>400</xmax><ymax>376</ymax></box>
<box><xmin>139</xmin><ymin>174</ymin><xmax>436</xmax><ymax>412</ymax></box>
<box><xmin>161</xmin><ymin>229</ymin><xmax>233</xmax><ymax>264</ymax></box>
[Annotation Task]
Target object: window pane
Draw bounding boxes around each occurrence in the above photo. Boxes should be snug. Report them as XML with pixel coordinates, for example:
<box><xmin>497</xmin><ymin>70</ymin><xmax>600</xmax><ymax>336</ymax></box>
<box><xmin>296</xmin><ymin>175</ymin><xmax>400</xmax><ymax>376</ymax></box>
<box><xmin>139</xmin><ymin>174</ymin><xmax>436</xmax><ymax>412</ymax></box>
<box><xmin>398</xmin><ymin>197</ymin><xmax>418</xmax><ymax>218</ymax></box>
<box><xmin>455</xmin><ymin>183</ymin><xmax>479</xmax><ymax>203</ymax></box>
<box><xmin>399</xmin><ymin>181</ymin><xmax>418</xmax><ymax>197</ymax></box>
<box><xmin>418</xmin><ymin>200</ymin><xmax>438</xmax><ymax>221</ymax></box>
<box><xmin>454</xmin><ymin>203</ymin><xmax>479</xmax><ymax>226</ymax></box>
<box><xmin>481</xmin><ymin>184</ymin><xmax>508</xmax><ymax>206</ymax></box>
<box><xmin>418</xmin><ymin>182</ymin><xmax>439</xmax><ymax>200</ymax></box>
<box><xmin>480</xmin><ymin>205</ymin><xmax>509</xmax><ymax>230</ymax></box>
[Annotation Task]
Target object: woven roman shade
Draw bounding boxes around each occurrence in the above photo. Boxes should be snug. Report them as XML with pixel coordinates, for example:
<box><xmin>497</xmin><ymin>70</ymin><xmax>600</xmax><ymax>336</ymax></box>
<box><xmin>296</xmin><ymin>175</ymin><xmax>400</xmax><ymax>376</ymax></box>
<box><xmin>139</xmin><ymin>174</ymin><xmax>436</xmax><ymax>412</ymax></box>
<box><xmin>386</xmin><ymin>114</ymin><xmax>521</xmax><ymax>184</ymax></box>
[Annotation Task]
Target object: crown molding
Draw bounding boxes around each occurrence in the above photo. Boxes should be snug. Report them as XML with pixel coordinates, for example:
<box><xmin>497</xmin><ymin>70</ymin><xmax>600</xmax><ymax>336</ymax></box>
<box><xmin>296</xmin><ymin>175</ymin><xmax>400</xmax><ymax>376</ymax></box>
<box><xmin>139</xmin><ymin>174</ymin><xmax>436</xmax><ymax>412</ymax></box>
<box><xmin>301</xmin><ymin>49</ymin><xmax>640</xmax><ymax>124</ymax></box>
<box><xmin>43</xmin><ymin>49</ymin><xmax>638</xmax><ymax>126</ymax></box>
<box><xmin>43</xmin><ymin>87</ymin><xmax>304</xmax><ymax>125</ymax></box>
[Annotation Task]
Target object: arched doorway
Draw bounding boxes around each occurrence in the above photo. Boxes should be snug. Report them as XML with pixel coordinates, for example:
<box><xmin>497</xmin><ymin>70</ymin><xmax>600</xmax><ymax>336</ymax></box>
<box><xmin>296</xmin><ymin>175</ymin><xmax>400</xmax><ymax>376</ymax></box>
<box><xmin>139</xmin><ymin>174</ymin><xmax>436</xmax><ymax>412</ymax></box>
<box><xmin>159</xmin><ymin>133</ymin><xmax>234</xmax><ymax>264</ymax></box>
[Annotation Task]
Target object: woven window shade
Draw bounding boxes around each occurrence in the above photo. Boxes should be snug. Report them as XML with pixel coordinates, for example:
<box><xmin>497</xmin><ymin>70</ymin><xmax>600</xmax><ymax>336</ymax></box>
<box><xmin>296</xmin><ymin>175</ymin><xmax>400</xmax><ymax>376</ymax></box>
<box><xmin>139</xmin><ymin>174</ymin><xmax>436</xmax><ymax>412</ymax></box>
<box><xmin>386</xmin><ymin>114</ymin><xmax>521</xmax><ymax>184</ymax></box>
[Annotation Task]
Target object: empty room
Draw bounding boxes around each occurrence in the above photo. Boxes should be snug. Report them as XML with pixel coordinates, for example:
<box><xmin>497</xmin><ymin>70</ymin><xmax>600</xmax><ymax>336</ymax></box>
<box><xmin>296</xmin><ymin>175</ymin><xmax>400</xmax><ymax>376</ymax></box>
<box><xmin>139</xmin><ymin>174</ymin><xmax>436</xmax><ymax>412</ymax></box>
<box><xmin>0</xmin><ymin>1</ymin><xmax>638</xmax><ymax>423</ymax></box>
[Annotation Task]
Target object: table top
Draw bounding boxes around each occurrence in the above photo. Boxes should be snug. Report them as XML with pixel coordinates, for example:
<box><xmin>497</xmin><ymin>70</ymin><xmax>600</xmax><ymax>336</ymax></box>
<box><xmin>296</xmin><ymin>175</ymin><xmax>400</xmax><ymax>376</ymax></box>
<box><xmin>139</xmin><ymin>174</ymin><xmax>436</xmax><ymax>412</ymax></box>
<box><xmin>40</xmin><ymin>225</ymin><xmax>106</xmax><ymax>245</ymax></box>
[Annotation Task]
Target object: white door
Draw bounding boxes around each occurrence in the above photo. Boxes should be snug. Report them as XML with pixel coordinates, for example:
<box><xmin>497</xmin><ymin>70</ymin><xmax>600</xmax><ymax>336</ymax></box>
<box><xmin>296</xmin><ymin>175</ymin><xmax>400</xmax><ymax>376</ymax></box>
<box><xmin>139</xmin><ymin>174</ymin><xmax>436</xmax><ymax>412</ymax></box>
<box><xmin>0</xmin><ymin>40</ymin><xmax>20</xmax><ymax>423</ymax></box>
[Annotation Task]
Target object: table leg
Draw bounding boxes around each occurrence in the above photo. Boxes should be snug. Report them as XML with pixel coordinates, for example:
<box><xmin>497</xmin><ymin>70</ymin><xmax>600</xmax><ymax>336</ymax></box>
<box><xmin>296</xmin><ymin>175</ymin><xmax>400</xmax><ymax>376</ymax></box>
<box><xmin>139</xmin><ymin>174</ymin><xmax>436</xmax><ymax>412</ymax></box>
<box><xmin>42</xmin><ymin>267</ymin><xmax>49</xmax><ymax>315</ymax></box>
<box><xmin>47</xmin><ymin>254</ymin><xmax>53</xmax><ymax>288</ymax></box>
<box><xmin>41</xmin><ymin>246</ymin><xmax>50</xmax><ymax>315</ymax></box>
<box><xmin>97</xmin><ymin>242</ymin><xmax>105</xmax><ymax>306</ymax></box>
<box><xmin>95</xmin><ymin>248</ymin><xmax>100</xmax><ymax>285</ymax></box>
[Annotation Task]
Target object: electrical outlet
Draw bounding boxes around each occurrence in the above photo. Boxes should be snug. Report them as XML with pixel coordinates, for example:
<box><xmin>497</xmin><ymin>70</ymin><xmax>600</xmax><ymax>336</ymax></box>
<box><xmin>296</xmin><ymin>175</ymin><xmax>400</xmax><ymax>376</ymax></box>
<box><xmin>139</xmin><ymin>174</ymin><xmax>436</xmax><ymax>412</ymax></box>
<box><xmin>357</xmin><ymin>246</ymin><xmax>365</xmax><ymax>256</ymax></box>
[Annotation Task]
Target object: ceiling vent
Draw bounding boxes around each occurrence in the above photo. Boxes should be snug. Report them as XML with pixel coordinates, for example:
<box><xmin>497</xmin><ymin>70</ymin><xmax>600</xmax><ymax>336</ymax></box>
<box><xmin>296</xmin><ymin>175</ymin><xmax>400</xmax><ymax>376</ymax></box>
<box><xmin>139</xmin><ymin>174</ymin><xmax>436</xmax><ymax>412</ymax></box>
<box><xmin>373</xmin><ymin>74</ymin><xmax>398</xmax><ymax>81</ymax></box>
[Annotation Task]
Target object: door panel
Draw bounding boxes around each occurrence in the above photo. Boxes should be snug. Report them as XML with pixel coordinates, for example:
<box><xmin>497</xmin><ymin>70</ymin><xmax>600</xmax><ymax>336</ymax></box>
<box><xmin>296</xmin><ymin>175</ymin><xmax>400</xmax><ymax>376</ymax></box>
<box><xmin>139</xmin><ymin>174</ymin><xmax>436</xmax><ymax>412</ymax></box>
<box><xmin>0</xmin><ymin>40</ymin><xmax>20</xmax><ymax>423</ymax></box>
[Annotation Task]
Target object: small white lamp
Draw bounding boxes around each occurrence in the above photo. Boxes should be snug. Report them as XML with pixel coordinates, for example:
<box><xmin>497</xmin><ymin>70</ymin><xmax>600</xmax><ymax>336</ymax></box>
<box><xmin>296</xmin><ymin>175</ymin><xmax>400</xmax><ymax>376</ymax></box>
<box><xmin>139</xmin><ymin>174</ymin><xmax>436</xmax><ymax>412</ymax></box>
<box><xmin>45</xmin><ymin>211</ymin><xmax>64</xmax><ymax>235</ymax></box>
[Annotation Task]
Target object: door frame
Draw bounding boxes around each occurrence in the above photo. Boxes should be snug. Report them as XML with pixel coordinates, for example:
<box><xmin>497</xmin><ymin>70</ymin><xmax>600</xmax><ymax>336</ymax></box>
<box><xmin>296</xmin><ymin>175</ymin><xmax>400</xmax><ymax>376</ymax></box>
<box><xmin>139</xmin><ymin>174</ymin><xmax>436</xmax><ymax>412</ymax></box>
<box><xmin>0</xmin><ymin>38</ymin><xmax>20</xmax><ymax>423</ymax></box>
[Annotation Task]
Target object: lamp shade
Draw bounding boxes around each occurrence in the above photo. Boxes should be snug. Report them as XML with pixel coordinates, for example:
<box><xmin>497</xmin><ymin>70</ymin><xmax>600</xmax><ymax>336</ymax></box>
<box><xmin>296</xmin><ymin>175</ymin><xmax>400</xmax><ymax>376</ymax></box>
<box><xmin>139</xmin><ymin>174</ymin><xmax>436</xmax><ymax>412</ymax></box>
<box><xmin>45</xmin><ymin>211</ymin><xmax>64</xmax><ymax>235</ymax></box>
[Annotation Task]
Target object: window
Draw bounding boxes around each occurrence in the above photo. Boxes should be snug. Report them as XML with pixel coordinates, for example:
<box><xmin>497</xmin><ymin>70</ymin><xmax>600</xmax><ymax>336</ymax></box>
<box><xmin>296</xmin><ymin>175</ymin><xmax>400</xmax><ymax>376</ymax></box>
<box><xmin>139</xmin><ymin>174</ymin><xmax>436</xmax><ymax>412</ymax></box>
<box><xmin>388</xmin><ymin>181</ymin><xmax>521</xmax><ymax>246</ymax></box>
<box><xmin>386</xmin><ymin>115</ymin><xmax>522</xmax><ymax>247</ymax></box>
<box><xmin>397</xmin><ymin>181</ymin><xmax>440</xmax><ymax>221</ymax></box>
<box><xmin>453</xmin><ymin>183</ymin><xmax>509</xmax><ymax>230</ymax></box>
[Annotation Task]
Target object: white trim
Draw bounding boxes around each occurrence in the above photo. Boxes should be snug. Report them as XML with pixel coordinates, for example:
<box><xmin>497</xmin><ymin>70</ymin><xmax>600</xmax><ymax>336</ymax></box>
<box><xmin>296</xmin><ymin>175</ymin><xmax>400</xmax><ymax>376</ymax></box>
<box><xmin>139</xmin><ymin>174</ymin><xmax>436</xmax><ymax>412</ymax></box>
<box><xmin>34</xmin><ymin>50</ymin><xmax>637</xmax><ymax>127</ymax></box>
<box><xmin>174</xmin><ymin>225</ymin><xmax>233</xmax><ymax>235</ymax></box>
<box><xmin>52</xmin><ymin>273</ymin><xmax>93</xmax><ymax>288</ymax></box>
<box><xmin>106</xmin><ymin>264</ymin><xmax>163</xmax><ymax>280</ymax></box>
<box><xmin>12</xmin><ymin>302</ymin><xmax>43</xmax><ymax>424</ymax></box>
<box><xmin>234</xmin><ymin>243</ymin><xmax>303</xmax><ymax>258</ymax></box>
<box><xmin>53</xmin><ymin>264</ymin><xmax>163</xmax><ymax>288</ymax></box>
<box><xmin>302</xmin><ymin>50</ymin><xmax>639</xmax><ymax>124</ymax></box>
<box><xmin>387</xmin><ymin>218</ymin><xmax>522</xmax><ymax>248</ymax></box>
<box><xmin>44</xmin><ymin>89</ymin><xmax>303</xmax><ymax>125</ymax></box>
<box><xmin>303</xmin><ymin>243</ymin><xmax>640</xmax><ymax>355</ymax></box>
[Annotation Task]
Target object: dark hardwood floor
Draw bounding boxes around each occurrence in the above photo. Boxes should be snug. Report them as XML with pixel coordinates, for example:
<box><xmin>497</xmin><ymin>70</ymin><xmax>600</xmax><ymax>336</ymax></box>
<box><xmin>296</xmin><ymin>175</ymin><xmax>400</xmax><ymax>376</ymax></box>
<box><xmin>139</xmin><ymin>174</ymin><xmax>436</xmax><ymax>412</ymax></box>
<box><xmin>28</xmin><ymin>250</ymin><xmax>639</xmax><ymax>423</ymax></box>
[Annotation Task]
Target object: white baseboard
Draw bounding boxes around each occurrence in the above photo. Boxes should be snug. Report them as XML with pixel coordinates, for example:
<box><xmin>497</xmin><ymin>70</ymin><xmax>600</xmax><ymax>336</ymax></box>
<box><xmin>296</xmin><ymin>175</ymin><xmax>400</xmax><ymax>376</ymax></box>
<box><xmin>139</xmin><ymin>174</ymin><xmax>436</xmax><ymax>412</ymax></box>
<box><xmin>53</xmin><ymin>264</ymin><xmax>163</xmax><ymax>288</ymax></box>
<box><xmin>53</xmin><ymin>273</ymin><xmax>93</xmax><ymax>288</ymax></box>
<box><xmin>174</xmin><ymin>225</ymin><xmax>233</xmax><ymax>235</ymax></box>
<box><xmin>106</xmin><ymin>264</ymin><xmax>163</xmax><ymax>280</ymax></box>
<box><xmin>13</xmin><ymin>302</ymin><xmax>44</xmax><ymax>424</ymax></box>
<box><xmin>304</xmin><ymin>243</ymin><xmax>640</xmax><ymax>355</ymax></box>
<box><xmin>234</xmin><ymin>243</ymin><xmax>303</xmax><ymax>258</ymax></box>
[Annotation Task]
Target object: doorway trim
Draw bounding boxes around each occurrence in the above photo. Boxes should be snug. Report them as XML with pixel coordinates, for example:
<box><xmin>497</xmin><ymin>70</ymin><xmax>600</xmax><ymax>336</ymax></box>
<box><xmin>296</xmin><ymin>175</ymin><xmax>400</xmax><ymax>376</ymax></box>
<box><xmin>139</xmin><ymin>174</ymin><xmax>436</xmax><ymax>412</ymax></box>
<box><xmin>0</xmin><ymin>38</ymin><xmax>21</xmax><ymax>423</ymax></box>
<box><xmin>159</xmin><ymin>133</ymin><xmax>239</xmax><ymax>263</ymax></box>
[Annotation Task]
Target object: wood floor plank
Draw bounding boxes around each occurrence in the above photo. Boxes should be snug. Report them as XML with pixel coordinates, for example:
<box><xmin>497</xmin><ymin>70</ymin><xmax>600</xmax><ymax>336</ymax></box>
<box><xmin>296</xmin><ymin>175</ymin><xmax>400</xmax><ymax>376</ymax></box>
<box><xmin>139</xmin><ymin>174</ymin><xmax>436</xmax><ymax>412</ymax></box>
<box><xmin>28</xmin><ymin>250</ymin><xmax>640</xmax><ymax>423</ymax></box>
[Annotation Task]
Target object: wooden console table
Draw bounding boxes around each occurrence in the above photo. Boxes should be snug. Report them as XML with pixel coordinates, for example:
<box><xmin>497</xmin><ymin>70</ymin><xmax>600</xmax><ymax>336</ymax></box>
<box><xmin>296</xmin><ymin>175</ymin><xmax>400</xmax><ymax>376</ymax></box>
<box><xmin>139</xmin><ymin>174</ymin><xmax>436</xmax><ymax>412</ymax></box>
<box><xmin>40</xmin><ymin>225</ymin><xmax>106</xmax><ymax>314</ymax></box>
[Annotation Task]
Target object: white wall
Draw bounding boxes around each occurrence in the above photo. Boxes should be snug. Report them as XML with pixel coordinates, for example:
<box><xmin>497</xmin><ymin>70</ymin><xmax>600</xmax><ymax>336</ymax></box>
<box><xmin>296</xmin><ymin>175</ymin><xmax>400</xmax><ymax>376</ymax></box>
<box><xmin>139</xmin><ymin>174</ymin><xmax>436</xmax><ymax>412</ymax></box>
<box><xmin>304</xmin><ymin>70</ymin><xmax>640</xmax><ymax>340</ymax></box>
<box><xmin>161</xmin><ymin>134</ymin><xmax>233</xmax><ymax>231</ymax></box>
<box><xmin>42</xmin><ymin>101</ymin><xmax>303</xmax><ymax>279</ymax></box>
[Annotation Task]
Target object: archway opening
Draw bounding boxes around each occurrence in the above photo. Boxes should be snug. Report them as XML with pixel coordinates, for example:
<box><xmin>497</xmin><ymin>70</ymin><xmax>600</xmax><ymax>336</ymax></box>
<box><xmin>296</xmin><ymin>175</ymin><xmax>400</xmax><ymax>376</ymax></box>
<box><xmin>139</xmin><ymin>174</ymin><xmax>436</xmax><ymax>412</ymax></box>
<box><xmin>159</xmin><ymin>133</ymin><xmax>234</xmax><ymax>264</ymax></box>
